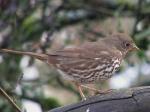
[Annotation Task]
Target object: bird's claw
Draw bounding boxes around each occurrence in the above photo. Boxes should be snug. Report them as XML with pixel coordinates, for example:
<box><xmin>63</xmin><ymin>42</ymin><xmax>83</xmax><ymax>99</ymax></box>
<box><xmin>96</xmin><ymin>89</ymin><xmax>115</xmax><ymax>95</ymax></box>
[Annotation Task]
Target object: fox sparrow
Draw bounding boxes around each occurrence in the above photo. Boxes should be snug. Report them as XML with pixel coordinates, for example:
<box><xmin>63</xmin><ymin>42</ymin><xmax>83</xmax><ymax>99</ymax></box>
<box><xmin>0</xmin><ymin>33</ymin><xmax>139</xmax><ymax>100</ymax></box>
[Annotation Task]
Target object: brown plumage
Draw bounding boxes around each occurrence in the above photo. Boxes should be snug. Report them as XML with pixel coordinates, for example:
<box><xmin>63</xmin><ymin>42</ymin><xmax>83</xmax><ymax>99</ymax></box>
<box><xmin>0</xmin><ymin>33</ymin><xmax>139</xmax><ymax>99</ymax></box>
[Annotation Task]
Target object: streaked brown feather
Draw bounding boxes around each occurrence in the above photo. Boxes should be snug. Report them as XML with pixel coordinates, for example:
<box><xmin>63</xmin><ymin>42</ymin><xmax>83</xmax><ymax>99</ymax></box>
<box><xmin>47</xmin><ymin>42</ymin><xmax>122</xmax><ymax>83</ymax></box>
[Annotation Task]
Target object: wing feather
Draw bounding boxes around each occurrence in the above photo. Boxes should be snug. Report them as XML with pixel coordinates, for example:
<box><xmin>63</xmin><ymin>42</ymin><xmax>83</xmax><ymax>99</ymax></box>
<box><xmin>47</xmin><ymin>42</ymin><xmax>122</xmax><ymax>78</ymax></box>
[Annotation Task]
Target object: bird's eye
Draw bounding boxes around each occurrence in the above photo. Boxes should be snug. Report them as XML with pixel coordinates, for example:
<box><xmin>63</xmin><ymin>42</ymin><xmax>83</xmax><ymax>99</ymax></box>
<box><xmin>125</xmin><ymin>43</ymin><xmax>130</xmax><ymax>47</ymax></box>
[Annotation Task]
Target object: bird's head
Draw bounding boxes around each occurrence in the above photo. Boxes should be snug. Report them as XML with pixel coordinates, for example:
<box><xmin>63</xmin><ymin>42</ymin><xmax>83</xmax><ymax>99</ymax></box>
<box><xmin>109</xmin><ymin>33</ymin><xmax>139</xmax><ymax>55</ymax></box>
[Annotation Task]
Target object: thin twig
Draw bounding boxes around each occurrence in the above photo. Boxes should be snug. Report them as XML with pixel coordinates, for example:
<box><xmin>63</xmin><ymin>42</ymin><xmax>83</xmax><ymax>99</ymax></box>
<box><xmin>0</xmin><ymin>87</ymin><xmax>22</xmax><ymax>112</ymax></box>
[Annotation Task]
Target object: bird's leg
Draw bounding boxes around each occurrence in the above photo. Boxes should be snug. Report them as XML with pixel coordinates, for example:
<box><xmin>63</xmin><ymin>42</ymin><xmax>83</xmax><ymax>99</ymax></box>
<box><xmin>75</xmin><ymin>83</ymin><xmax>86</xmax><ymax>100</ymax></box>
<box><xmin>80</xmin><ymin>85</ymin><xmax>114</xmax><ymax>94</ymax></box>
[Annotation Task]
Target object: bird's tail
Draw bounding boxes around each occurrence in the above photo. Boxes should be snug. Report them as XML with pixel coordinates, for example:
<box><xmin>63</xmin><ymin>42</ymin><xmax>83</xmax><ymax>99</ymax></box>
<box><xmin>0</xmin><ymin>49</ymin><xmax>48</xmax><ymax>61</ymax></box>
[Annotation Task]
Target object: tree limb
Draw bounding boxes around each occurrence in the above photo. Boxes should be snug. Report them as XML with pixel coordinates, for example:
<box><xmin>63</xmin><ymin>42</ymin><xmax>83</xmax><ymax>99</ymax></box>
<box><xmin>0</xmin><ymin>87</ymin><xmax>22</xmax><ymax>112</ymax></box>
<box><xmin>48</xmin><ymin>86</ymin><xmax>150</xmax><ymax>112</ymax></box>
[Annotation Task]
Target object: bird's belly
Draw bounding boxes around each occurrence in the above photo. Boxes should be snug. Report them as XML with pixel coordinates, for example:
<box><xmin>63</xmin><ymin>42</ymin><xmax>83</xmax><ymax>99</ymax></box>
<box><xmin>57</xmin><ymin>70</ymin><xmax>114</xmax><ymax>84</ymax></box>
<box><xmin>57</xmin><ymin>58</ymin><xmax>121</xmax><ymax>84</ymax></box>
<box><xmin>57</xmin><ymin>69</ymin><xmax>96</xmax><ymax>84</ymax></box>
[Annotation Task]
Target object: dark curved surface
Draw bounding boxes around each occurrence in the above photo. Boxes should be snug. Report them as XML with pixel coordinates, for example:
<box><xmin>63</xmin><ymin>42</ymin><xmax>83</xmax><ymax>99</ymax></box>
<box><xmin>48</xmin><ymin>86</ymin><xmax>150</xmax><ymax>112</ymax></box>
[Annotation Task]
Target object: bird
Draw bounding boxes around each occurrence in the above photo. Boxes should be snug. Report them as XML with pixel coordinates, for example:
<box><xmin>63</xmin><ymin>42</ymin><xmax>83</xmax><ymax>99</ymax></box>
<box><xmin>0</xmin><ymin>33</ymin><xmax>139</xmax><ymax>100</ymax></box>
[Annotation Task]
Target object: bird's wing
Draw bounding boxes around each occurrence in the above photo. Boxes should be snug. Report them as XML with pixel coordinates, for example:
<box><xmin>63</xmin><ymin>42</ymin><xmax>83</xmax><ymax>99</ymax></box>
<box><xmin>47</xmin><ymin>42</ymin><xmax>123</xmax><ymax>83</ymax></box>
<box><xmin>47</xmin><ymin>41</ymin><xmax>121</xmax><ymax>71</ymax></box>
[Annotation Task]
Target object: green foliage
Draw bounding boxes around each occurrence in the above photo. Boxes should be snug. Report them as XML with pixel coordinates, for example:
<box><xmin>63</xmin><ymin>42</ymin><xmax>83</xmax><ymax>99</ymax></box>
<box><xmin>0</xmin><ymin>98</ymin><xmax>16</xmax><ymax>112</ymax></box>
<box><xmin>40</xmin><ymin>97</ymin><xmax>61</xmax><ymax>111</ymax></box>
<box><xmin>137</xmin><ymin>50</ymin><xmax>145</xmax><ymax>59</ymax></box>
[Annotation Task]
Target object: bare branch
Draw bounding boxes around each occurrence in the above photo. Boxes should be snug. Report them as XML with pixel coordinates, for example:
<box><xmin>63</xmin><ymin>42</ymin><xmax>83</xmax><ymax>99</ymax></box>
<box><xmin>0</xmin><ymin>87</ymin><xmax>22</xmax><ymax>112</ymax></box>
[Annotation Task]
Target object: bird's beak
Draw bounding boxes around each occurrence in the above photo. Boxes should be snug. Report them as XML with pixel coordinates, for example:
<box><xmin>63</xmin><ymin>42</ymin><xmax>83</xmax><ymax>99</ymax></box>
<box><xmin>132</xmin><ymin>44</ymin><xmax>140</xmax><ymax>51</ymax></box>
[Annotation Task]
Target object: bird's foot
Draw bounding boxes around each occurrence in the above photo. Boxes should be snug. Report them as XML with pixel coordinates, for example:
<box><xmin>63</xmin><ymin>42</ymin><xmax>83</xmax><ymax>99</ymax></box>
<box><xmin>74</xmin><ymin>83</ymin><xmax>87</xmax><ymax>100</ymax></box>
<box><xmin>81</xmin><ymin>84</ymin><xmax>115</xmax><ymax>95</ymax></box>
<box><xmin>82</xmin><ymin>97</ymin><xmax>87</xmax><ymax>101</ymax></box>
<box><xmin>96</xmin><ymin>89</ymin><xmax>115</xmax><ymax>95</ymax></box>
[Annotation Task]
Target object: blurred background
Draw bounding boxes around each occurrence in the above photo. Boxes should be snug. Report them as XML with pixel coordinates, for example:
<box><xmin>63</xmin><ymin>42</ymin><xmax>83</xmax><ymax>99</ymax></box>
<box><xmin>0</xmin><ymin>0</ymin><xmax>150</xmax><ymax>112</ymax></box>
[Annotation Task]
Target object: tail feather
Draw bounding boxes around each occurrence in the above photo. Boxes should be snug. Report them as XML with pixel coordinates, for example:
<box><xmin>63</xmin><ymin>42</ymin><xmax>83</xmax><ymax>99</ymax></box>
<box><xmin>0</xmin><ymin>49</ymin><xmax>48</xmax><ymax>61</ymax></box>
